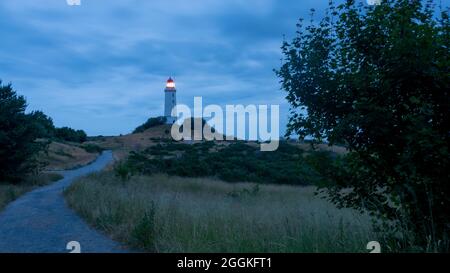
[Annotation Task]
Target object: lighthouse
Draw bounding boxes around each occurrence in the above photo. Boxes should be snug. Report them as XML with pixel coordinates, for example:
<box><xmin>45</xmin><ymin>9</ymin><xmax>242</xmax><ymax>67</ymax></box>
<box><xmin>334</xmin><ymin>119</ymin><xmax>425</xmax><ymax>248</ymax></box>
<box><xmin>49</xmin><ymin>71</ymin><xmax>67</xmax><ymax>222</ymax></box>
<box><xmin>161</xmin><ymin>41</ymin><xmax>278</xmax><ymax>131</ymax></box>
<box><xmin>164</xmin><ymin>77</ymin><xmax>177</xmax><ymax>124</ymax></box>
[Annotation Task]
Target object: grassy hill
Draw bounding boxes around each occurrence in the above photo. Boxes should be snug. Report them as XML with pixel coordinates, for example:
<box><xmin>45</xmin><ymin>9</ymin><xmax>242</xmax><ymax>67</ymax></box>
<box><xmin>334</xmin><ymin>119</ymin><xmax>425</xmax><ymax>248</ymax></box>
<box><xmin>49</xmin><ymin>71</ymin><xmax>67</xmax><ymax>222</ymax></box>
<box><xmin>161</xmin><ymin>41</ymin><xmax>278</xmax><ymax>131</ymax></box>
<box><xmin>0</xmin><ymin>117</ymin><xmax>365</xmax><ymax>253</ymax></box>
<box><xmin>85</xmin><ymin>124</ymin><xmax>173</xmax><ymax>161</ymax></box>
<box><xmin>61</xmin><ymin>122</ymin><xmax>373</xmax><ymax>253</ymax></box>
<box><xmin>86</xmin><ymin>118</ymin><xmax>225</xmax><ymax>161</ymax></box>
<box><xmin>40</xmin><ymin>141</ymin><xmax>100</xmax><ymax>171</ymax></box>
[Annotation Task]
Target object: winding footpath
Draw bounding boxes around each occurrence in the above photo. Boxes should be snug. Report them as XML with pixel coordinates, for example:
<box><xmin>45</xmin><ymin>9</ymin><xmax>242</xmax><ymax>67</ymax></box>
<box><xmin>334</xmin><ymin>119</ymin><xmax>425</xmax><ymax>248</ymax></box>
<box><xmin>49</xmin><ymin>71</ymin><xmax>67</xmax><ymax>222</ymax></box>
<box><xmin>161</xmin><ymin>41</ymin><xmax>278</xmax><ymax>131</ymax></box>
<box><xmin>0</xmin><ymin>151</ymin><xmax>127</xmax><ymax>253</ymax></box>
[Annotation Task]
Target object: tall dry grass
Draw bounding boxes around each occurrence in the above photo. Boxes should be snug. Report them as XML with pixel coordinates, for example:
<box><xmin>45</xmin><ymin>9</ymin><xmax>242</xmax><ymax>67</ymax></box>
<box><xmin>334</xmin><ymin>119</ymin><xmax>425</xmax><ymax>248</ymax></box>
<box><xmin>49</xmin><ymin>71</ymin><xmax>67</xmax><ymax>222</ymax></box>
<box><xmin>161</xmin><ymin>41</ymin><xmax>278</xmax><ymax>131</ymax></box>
<box><xmin>65</xmin><ymin>172</ymin><xmax>377</xmax><ymax>252</ymax></box>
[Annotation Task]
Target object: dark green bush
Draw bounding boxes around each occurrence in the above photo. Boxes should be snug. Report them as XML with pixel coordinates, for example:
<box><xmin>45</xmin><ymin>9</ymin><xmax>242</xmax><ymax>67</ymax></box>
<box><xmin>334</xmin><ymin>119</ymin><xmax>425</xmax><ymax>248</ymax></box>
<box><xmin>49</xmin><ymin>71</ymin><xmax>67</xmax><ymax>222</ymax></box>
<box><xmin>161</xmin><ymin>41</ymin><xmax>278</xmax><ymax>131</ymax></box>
<box><xmin>114</xmin><ymin>162</ymin><xmax>134</xmax><ymax>182</ymax></box>
<box><xmin>125</xmin><ymin>141</ymin><xmax>325</xmax><ymax>186</ymax></box>
<box><xmin>133</xmin><ymin>116</ymin><xmax>167</xmax><ymax>134</ymax></box>
<box><xmin>54</xmin><ymin>127</ymin><xmax>87</xmax><ymax>143</ymax></box>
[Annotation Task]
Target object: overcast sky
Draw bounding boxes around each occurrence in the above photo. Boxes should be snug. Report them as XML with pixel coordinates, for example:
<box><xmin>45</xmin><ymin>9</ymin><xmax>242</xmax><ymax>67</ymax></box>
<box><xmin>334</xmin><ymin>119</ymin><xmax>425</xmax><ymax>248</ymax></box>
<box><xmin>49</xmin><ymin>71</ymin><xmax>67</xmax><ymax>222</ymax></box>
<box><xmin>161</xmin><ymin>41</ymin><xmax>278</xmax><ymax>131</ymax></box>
<box><xmin>1</xmin><ymin>0</ymin><xmax>446</xmax><ymax>136</ymax></box>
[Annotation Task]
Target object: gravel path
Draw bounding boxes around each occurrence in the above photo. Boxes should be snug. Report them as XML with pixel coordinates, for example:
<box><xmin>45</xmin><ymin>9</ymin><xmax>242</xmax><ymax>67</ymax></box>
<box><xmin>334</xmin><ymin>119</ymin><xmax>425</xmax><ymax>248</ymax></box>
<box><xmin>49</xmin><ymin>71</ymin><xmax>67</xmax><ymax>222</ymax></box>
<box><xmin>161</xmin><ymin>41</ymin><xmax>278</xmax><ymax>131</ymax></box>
<box><xmin>0</xmin><ymin>151</ymin><xmax>127</xmax><ymax>253</ymax></box>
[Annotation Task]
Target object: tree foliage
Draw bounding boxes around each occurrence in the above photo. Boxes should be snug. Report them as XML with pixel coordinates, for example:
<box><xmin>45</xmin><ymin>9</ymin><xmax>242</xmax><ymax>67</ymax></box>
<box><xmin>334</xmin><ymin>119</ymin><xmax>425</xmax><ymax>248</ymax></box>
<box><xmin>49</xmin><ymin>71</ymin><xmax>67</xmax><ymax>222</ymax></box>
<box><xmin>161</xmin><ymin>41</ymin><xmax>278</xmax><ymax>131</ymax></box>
<box><xmin>54</xmin><ymin>127</ymin><xmax>87</xmax><ymax>143</ymax></box>
<box><xmin>276</xmin><ymin>0</ymin><xmax>449</xmax><ymax>251</ymax></box>
<box><xmin>0</xmin><ymin>82</ymin><xmax>48</xmax><ymax>183</ymax></box>
<box><xmin>29</xmin><ymin>110</ymin><xmax>55</xmax><ymax>138</ymax></box>
<box><xmin>0</xmin><ymin>81</ymin><xmax>89</xmax><ymax>183</ymax></box>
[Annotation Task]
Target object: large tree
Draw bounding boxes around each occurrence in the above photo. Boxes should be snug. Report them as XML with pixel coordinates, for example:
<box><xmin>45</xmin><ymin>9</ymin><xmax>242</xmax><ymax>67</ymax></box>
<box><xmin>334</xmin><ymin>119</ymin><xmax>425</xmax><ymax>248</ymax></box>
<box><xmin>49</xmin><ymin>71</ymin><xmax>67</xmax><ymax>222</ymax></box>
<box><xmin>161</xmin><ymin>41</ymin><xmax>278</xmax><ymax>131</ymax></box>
<box><xmin>0</xmin><ymin>81</ymin><xmax>48</xmax><ymax>183</ymax></box>
<box><xmin>277</xmin><ymin>0</ymin><xmax>449</xmax><ymax>251</ymax></box>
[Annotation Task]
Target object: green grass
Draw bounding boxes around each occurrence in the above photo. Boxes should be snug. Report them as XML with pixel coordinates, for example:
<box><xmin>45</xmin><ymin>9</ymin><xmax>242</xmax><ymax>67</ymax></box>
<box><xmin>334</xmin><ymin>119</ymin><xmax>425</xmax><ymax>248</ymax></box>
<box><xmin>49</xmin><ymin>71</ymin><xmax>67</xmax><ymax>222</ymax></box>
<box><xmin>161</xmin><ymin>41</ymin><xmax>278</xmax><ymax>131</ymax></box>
<box><xmin>0</xmin><ymin>172</ymin><xmax>63</xmax><ymax>211</ymax></box>
<box><xmin>64</xmin><ymin>171</ymin><xmax>377</xmax><ymax>253</ymax></box>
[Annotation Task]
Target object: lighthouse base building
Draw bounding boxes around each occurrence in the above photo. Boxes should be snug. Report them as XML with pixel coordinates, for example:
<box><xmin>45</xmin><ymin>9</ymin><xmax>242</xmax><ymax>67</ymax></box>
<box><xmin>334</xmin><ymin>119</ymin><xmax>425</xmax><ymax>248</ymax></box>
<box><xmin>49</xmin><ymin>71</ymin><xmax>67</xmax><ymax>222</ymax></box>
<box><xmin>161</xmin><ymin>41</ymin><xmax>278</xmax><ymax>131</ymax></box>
<box><xmin>164</xmin><ymin>77</ymin><xmax>177</xmax><ymax>124</ymax></box>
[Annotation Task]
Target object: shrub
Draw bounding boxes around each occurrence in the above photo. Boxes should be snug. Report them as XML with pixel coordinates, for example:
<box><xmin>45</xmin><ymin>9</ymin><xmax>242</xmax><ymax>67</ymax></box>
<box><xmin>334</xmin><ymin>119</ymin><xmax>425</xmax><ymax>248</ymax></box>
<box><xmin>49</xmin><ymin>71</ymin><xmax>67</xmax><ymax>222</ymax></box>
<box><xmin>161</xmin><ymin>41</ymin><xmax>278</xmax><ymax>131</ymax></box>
<box><xmin>114</xmin><ymin>162</ymin><xmax>134</xmax><ymax>182</ymax></box>
<box><xmin>124</xmin><ymin>141</ymin><xmax>327</xmax><ymax>186</ymax></box>
<box><xmin>131</xmin><ymin>203</ymin><xmax>157</xmax><ymax>251</ymax></box>
<box><xmin>133</xmin><ymin>116</ymin><xmax>167</xmax><ymax>134</ymax></box>
<box><xmin>82</xmin><ymin>144</ymin><xmax>104</xmax><ymax>153</ymax></box>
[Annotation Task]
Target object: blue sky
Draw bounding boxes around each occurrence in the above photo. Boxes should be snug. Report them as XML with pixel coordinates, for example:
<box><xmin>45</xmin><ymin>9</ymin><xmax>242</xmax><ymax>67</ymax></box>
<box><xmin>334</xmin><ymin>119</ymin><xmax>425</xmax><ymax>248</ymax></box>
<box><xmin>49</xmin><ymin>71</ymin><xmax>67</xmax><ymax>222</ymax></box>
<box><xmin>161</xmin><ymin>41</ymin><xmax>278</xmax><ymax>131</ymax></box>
<box><xmin>1</xmin><ymin>0</ymin><xmax>446</xmax><ymax>136</ymax></box>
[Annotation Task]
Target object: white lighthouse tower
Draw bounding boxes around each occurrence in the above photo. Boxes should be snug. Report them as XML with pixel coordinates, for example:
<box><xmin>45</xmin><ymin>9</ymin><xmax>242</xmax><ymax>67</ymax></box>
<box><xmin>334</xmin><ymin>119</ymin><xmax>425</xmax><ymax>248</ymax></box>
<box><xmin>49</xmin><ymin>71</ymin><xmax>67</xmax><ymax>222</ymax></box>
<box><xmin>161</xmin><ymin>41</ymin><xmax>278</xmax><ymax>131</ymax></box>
<box><xmin>164</xmin><ymin>77</ymin><xmax>177</xmax><ymax>124</ymax></box>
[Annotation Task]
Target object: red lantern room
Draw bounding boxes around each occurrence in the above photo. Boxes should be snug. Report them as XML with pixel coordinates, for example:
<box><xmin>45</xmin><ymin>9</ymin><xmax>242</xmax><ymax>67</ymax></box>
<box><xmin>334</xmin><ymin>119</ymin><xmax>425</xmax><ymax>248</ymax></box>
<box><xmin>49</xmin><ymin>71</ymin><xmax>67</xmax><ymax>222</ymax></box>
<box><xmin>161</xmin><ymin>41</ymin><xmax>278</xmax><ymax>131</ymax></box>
<box><xmin>166</xmin><ymin>77</ymin><xmax>176</xmax><ymax>89</ymax></box>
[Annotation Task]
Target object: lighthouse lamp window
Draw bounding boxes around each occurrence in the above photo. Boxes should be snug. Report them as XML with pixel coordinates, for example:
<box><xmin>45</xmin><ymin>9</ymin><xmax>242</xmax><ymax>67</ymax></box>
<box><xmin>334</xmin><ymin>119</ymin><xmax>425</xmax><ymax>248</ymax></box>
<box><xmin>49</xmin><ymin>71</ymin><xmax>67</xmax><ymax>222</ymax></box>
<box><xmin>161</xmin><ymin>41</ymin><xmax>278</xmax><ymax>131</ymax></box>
<box><xmin>167</xmin><ymin>80</ymin><xmax>176</xmax><ymax>89</ymax></box>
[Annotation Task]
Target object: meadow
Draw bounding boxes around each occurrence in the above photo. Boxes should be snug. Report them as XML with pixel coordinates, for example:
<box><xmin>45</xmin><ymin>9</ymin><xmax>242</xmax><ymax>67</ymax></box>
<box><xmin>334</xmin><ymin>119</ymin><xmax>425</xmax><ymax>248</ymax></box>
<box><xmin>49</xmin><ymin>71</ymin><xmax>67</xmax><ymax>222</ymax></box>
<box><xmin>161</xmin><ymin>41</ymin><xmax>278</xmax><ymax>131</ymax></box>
<box><xmin>64</xmin><ymin>171</ymin><xmax>377</xmax><ymax>253</ymax></box>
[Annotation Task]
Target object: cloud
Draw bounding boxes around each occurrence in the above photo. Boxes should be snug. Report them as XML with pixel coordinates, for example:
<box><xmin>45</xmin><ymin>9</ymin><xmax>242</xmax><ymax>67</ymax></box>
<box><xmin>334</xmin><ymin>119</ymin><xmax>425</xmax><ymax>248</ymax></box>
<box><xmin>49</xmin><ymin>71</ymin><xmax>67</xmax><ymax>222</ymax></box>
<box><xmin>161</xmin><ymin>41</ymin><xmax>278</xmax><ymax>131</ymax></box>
<box><xmin>0</xmin><ymin>0</ymin><xmax>337</xmax><ymax>136</ymax></box>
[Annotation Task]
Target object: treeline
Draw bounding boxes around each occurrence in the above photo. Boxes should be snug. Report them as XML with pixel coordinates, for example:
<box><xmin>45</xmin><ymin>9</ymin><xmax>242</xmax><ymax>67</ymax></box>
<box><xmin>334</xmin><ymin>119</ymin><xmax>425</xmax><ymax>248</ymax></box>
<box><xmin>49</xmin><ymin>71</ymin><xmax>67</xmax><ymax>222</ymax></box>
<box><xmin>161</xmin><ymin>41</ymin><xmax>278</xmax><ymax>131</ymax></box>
<box><xmin>54</xmin><ymin>127</ymin><xmax>87</xmax><ymax>143</ymax></box>
<box><xmin>28</xmin><ymin>110</ymin><xmax>87</xmax><ymax>143</ymax></box>
<box><xmin>0</xmin><ymin>81</ymin><xmax>87</xmax><ymax>183</ymax></box>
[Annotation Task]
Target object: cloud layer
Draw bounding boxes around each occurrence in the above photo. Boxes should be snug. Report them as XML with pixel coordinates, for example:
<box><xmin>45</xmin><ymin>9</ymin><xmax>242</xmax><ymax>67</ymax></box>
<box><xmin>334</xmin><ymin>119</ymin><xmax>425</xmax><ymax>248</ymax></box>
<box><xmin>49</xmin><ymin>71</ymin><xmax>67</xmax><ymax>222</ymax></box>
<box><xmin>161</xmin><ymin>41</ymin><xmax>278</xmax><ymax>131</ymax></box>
<box><xmin>1</xmin><ymin>0</ymin><xmax>340</xmax><ymax>135</ymax></box>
